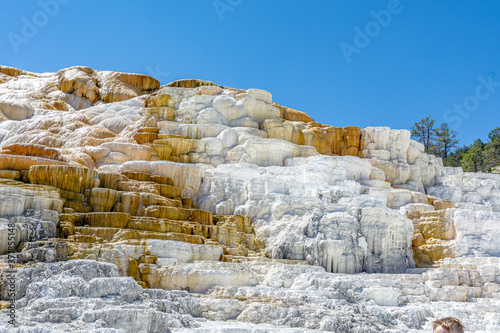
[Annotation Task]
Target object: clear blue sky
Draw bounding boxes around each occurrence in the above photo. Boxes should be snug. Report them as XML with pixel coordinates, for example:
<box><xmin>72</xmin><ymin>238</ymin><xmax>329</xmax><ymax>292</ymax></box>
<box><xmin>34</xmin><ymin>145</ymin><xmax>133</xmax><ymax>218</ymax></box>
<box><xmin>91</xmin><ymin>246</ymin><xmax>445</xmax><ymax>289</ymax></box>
<box><xmin>1</xmin><ymin>0</ymin><xmax>499</xmax><ymax>147</ymax></box>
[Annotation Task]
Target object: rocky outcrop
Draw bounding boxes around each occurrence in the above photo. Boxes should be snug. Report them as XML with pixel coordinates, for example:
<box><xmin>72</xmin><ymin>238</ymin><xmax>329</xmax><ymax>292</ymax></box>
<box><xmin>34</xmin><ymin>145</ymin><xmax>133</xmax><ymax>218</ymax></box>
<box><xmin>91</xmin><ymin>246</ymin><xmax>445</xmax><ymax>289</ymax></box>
<box><xmin>3</xmin><ymin>258</ymin><xmax>500</xmax><ymax>332</ymax></box>
<box><xmin>427</xmin><ymin>167</ymin><xmax>500</xmax><ymax>212</ymax></box>
<box><xmin>0</xmin><ymin>65</ymin><xmax>24</xmax><ymax>78</ymax></box>
<box><xmin>198</xmin><ymin>156</ymin><xmax>417</xmax><ymax>274</ymax></box>
<box><xmin>58</xmin><ymin>66</ymin><xmax>160</xmax><ymax>105</ymax></box>
<box><xmin>0</xmin><ymin>260</ymin><xmax>199</xmax><ymax>332</ymax></box>
<box><xmin>361</xmin><ymin>127</ymin><xmax>442</xmax><ymax>192</ymax></box>
<box><xmin>0</xmin><ymin>66</ymin><xmax>500</xmax><ymax>332</ymax></box>
<box><xmin>403</xmin><ymin>201</ymin><xmax>457</xmax><ymax>267</ymax></box>
<box><xmin>29</xmin><ymin>165</ymin><xmax>100</xmax><ymax>193</ymax></box>
<box><xmin>0</xmin><ymin>155</ymin><xmax>67</xmax><ymax>171</ymax></box>
<box><xmin>0</xmin><ymin>163</ymin><xmax>262</xmax><ymax>286</ymax></box>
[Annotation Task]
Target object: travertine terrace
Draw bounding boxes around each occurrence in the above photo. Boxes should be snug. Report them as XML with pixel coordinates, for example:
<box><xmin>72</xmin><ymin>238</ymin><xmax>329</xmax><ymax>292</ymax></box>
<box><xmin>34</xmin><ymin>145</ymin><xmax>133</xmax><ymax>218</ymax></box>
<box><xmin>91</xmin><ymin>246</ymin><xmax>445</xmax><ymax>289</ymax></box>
<box><xmin>0</xmin><ymin>65</ymin><xmax>499</xmax><ymax>332</ymax></box>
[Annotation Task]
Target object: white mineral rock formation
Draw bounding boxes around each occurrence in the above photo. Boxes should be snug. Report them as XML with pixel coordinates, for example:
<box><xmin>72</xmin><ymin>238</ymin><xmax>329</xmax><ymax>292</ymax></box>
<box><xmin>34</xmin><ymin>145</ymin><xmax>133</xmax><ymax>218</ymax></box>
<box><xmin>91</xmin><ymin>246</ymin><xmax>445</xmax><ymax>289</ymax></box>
<box><xmin>427</xmin><ymin>166</ymin><xmax>500</xmax><ymax>212</ymax></box>
<box><xmin>0</xmin><ymin>66</ymin><xmax>499</xmax><ymax>332</ymax></box>
<box><xmin>198</xmin><ymin>155</ymin><xmax>416</xmax><ymax>274</ymax></box>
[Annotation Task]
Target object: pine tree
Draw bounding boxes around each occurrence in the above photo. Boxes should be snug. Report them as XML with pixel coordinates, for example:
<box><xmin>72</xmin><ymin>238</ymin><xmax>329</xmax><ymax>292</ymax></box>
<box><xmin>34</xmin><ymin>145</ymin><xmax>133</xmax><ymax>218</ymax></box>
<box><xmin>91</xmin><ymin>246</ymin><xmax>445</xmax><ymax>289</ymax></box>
<box><xmin>484</xmin><ymin>127</ymin><xmax>500</xmax><ymax>170</ymax></box>
<box><xmin>434</xmin><ymin>123</ymin><xmax>459</xmax><ymax>159</ymax></box>
<box><xmin>462</xmin><ymin>139</ymin><xmax>485</xmax><ymax>172</ymax></box>
<box><xmin>488</xmin><ymin>127</ymin><xmax>500</xmax><ymax>141</ymax></box>
<box><xmin>409</xmin><ymin>119</ymin><xmax>500</xmax><ymax>173</ymax></box>
<box><xmin>411</xmin><ymin>115</ymin><xmax>436</xmax><ymax>153</ymax></box>
<box><xmin>444</xmin><ymin>146</ymin><xmax>468</xmax><ymax>167</ymax></box>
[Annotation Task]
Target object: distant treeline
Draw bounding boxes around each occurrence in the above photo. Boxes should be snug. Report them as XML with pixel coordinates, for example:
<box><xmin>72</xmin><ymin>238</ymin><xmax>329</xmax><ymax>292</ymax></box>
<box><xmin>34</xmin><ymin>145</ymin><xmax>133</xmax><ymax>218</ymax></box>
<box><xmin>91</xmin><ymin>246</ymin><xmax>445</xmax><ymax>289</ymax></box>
<box><xmin>411</xmin><ymin>116</ymin><xmax>500</xmax><ymax>173</ymax></box>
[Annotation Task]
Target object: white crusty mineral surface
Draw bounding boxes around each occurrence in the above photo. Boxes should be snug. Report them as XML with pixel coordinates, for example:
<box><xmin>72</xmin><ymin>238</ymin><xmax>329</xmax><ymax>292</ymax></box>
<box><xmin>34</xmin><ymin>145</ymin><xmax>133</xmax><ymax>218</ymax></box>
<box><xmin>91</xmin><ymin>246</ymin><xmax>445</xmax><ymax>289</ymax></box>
<box><xmin>0</xmin><ymin>66</ymin><xmax>499</xmax><ymax>332</ymax></box>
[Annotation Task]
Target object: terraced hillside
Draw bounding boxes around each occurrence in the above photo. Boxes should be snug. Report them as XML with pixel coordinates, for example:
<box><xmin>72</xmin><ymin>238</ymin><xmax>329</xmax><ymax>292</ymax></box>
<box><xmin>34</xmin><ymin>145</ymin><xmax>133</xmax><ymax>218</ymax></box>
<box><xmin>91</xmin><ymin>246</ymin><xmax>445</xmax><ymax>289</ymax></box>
<box><xmin>1</xmin><ymin>65</ymin><xmax>500</xmax><ymax>332</ymax></box>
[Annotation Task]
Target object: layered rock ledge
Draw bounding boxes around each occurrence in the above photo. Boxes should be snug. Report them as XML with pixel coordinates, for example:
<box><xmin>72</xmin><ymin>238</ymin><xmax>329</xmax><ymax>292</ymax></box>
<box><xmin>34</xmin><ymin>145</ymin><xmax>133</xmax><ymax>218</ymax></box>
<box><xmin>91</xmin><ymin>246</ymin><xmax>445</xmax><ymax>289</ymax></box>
<box><xmin>0</xmin><ymin>65</ymin><xmax>499</xmax><ymax>332</ymax></box>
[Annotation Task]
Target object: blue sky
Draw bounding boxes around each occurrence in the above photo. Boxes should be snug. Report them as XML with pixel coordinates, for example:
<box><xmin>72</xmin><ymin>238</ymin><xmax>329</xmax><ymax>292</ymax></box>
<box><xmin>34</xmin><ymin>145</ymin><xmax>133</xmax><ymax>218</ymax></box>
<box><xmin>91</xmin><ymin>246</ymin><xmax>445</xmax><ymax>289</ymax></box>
<box><xmin>1</xmin><ymin>0</ymin><xmax>499</xmax><ymax>147</ymax></box>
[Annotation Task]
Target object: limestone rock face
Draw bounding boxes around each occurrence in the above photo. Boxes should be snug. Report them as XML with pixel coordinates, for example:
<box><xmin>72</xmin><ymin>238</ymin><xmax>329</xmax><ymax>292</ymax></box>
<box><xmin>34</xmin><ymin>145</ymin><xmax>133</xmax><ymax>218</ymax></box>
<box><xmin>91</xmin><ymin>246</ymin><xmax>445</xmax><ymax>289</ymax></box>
<box><xmin>0</xmin><ymin>65</ymin><xmax>24</xmax><ymax>78</ymax></box>
<box><xmin>116</xmin><ymin>160</ymin><xmax>209</xmax><ymax>198</ymax></box>
<box><xmin>3</xmin><ymin>258</ymin><xmax>500</xmax><ymax>332</ymax></box>
<box><xmin>198</xmin><ymin>155</ymin><xmax>415</xmax><ymax>274</ymax></box>
<box><xmin>58</xmin><ymin>66</ymin><xmax>100</xmax><ymax>102</ymax></box>
<box><xmin>0</xmin><ymin>154</ymin><xmax>68</xmax><ymax>171</ymax></box>
<box><xmin>29</xmin><ymin>165</ymin><xmax>100</xmax><ymax>193</ymax></box>
<box><xmin>1</xmin><ymin>143</ymin><xmax>59</xmax><ymax>159</ymax></box>
<box><xmin>452</xmin><ymin>209</ymin><xmax>500</xmax><ymax>257</ymax></box>
<box><xmin>272</xmin><ymin>102</ymin><xmax>315</xmax><ymax>123</ymax></box>
<box><xmin>58</xmin><ymin>66</ymin><xmax>160</xmax><ymax>105</ymax></box>
<box><xmin>427</xmin><ymin>167</ymin><xmax>500</xmax><ymax>212</ymax></box>
<box><xmin>0</xmin><ymin>209</ymin><xmax>59</xmax><ymax>256</ymax></box>
<box><xmin>0</xmin><ymin>260</ymin><xmax>199</xmax><ymax>332</ymax></box>
<box><xmin>0</xmin><ymin>98</ymin><xmax>35</xmax><ymax>120</ymax></box>
<box><xmin>1</xmin><ymin>66</ymin><xmax>500</xmax><ymax>332</ymax></box>
<box><xmin>361</xmin><ymin>127</ymin><xmax>442</xmax><ymax>192</ymax></box>
<box><xmin>0</xmin><ymin>180</ymin><xmax>63</xmax><ymax>217</ymax></box>
<box><xmin>89</xmin><ymin>187</ymin><xmax>119</xmax><ymax>212</ymax></box>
